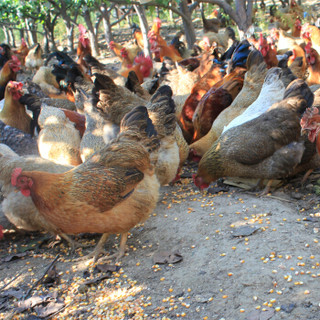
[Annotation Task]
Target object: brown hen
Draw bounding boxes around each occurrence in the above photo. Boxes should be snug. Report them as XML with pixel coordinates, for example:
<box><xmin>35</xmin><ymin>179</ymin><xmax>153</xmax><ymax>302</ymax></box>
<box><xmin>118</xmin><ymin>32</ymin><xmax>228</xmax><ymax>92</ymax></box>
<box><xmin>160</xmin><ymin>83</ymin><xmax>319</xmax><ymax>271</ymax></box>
<box><xmin>12</xmin><ymin>105</ymin><xmax>161</xmax><ymax>262</ymax></box>
<box><xmin>194</xmin><ymin>79</ymin><xmax>314</xmax><ymax>193</ymax></box>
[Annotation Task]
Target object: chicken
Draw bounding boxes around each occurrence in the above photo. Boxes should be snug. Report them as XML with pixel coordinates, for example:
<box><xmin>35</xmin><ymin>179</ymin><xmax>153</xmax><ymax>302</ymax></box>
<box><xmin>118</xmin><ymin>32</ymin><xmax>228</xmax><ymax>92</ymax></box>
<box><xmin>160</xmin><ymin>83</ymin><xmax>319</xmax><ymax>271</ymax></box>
<box><xmin>0</xmin><ymin>44</ymin><xmax>12</xmax><ymax>70</ymax></box>
<box><xmin>287</xmin><ymin>45</ymin><xmax>307</xmax><ymax>79</ymax></box>
<box><xmin>37</xmin><ymin>106</ymin><xmax>82</xmax><ymax>166</ymax></box>
<box><xmin>77</xmin><ymin>24</ymin><xmax>92</xmax><ymax>72</ymax></box>
<box><xmin>75</xmin><ymin>84</ymin><xmax>117</xmax><ymax>162</ymax></box>
<box><xmin>189</xmin><ymin>50</ymin><xmax>267</xmax><ymax>158</ymax></box>
<box><xmin>131</xmin><ymin>24</ymin><xmax>144</xmax><ymax>49</ymax></box>
<box><xmin>0</xmin><ymin>55</ymin><xmax>21</xmax><ymax>100</ymax></box>
<box><xmin>148</xmin><ymin>18</ymin><xmax>171</xmax><ymax>61</ymax></box>
<box><xmin>70</xmin><ymin>71</ymin><xmax>146</xmax><ymax>160</ymax></box>
<box><xmin>32</xmin><ymin>66</ymin><xmax>61</xmax><ymax>96</ymax></box>
<box><xmin>162</xmin><ymin>64</ymin><xmax>201</xmax><ymax>119</ymax></box>
<box><xmin>109</xmin><ymin>40</ymin><xmax>141</xmax><ymax>67</ymax></box>
<box><xmin>193</xmin><ymin>79</ymin><xmax>314</xmax><ymax>193</ymax></box>
<box><xmin>274</xmin><ymin>28</ymin><xmax>305</xmax><ymax>54</ymax></box>
<box><xmin>0</xmin><ymin>143</ymin><xmax>72</xmax><ymax>232</ymax></box>
<box><xmin>151</xmin><ymin>43</ymin><xmax>183</xmax><ymax>63</ymax></box>
<box><xmin>120</xmin><ymin>52</ymin><xmax>153</xmax><ymax>84</ymax></box>
<box><xmin>92</xmin><ymin>73</ymin><xmax>147</xmax><ymax>125</ymax></box>
<box><xmin>203</xmin><ymin>27</ymin><xmax>236</xmax><ymax>53</ymax></box>
<box><xmin>125</xmin><ymin>70</ymin><xmax>151</xmax><ymax>100</ymax></box>
<box><xmin>258</xmin><ymin>33</ymin><xmax>278</xmax><ymax>68</ymax></box>
<box><xmin>0</xmin><ymin>81</ymin><xmax>32</xmax><ymax>134</ymax></box>
<box><xmin>304</xmin><ymin>42</ymin><xmax>320</xmax><ymax>86</ymax></box>
<box><xmin>201</xmin><ymin>4</ymin><xmax>220</xmax><ymax>34</ymax></box>
<box><xmin>83</xmin><ymin>54</ymin><xmax>127</xmax><ymax>87</ymax></box>
<box><xmin>222</xmin><ymin>67</ymin><xmax>286</xmax><ymax>133</ymax></box>
<box><xmin>146</xmin><ymin>85</ymin><xmax>179</xmax><ymax>185</ymax></box>
<box><xmin>192</xmin><ymin>69</ymin><xmax>245</xmax><ymax>142</ymax></box>
<box><xmin>0</xmin><ymin>120</ymin><xmax>39</xmax><ymax>156</ymax></box>
<box><xmin>301</xmin><ymin>23</ymin><xmax>320</xmax><ymax>54</ymax></box>
<box><xmin>180</xmin><ymin>40</ymin><xmax>251</xmax><ymax>143</ymax></box>
<box><xmin>44</xmin><ymin>50</ymin><xmax>75</xmax><ymax>67</ymax></box>
<box><xmin>12</xmin><ymin>105</ymin><xmax>161</xmax><ymax>262</ymax></box>
<box><xmin>179</xmin><ymin>63</ymin><xmax>224</xmax><ymax>143</ymax></box>
<box><xmin>300</xmin><ymin>106</ymin><xmax>320</xmax><ymax>154</ymax></box>
<box><xmin>12</xmin><ymin>38</ymin><xmax>29</xmax><ymax>66</ymax></box>
<box><xmin>25</xmin><ymin>43</ymin><xmax>43</xmax><ymax>71</ymax></box>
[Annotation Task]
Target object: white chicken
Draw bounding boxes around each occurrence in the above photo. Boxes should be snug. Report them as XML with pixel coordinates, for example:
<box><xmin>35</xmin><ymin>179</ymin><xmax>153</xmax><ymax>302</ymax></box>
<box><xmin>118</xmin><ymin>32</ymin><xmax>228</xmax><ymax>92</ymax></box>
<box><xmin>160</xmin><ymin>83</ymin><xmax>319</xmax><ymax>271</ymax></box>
<box><xmin>222</xmin><ymin>67</ymin><xmax>286</xmax><ymax>133</ymax></box>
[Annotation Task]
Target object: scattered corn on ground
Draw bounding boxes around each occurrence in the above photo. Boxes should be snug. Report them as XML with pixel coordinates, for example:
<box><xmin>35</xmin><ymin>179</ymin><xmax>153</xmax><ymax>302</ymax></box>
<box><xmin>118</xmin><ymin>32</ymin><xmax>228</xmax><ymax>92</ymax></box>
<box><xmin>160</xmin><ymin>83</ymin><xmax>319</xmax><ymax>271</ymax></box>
<box><xmin>1</xmin><ymin>169</ymin><xmax>320</xmax><ymax>319</ymax></box>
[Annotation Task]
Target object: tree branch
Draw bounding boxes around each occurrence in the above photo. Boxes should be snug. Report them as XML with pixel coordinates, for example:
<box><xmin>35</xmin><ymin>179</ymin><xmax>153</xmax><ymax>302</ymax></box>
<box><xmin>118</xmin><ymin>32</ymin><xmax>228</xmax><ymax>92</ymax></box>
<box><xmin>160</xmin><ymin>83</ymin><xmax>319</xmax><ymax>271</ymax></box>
<box><xmin>0</xmin><ymin>22</ymin><xmax>45</xmax><ymax>35</ymax></box>
<box><xmin>201</xmin><ymin>0</ymin><xmax>240</xmax><ymax>24</ymax></box>
<box><xmin>110</xmin><ymin>6</ymin><xmax>133</xmax><ymax>27</ymax></box>
<box><xmin>107</xmin><ymin>0</ymin><xmax>190</xmax><ymax>21</ymax></box>
<box><xmin>189</xmin><ymin>1</ymin><xmax>199</xmax><ymax>12</ymax></box>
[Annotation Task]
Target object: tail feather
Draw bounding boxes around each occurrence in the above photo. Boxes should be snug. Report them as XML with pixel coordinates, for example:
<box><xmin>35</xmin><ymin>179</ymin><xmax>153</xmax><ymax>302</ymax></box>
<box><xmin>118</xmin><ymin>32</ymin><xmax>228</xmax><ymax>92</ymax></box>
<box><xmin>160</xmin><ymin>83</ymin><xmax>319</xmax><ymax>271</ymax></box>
<box><xmin>228</xmin><ymin>40</ymin><xmax>251</xmax><ymax>72</ymax></box>
<box><xmin>147</xmin><ymin>85</ymin><xmax>176</xmax><ymax>137</ymax></box>
<box><xmin>283</xmin><ymin>79</ymin><xmax>314</xmax><ymax>111</ymax></box>
<box><xmin>19</xmin><ymin>94</ymin><xmax>42</xmax><ymax>134</ymax></box>
<box><xmin>120</xmin><ymin>106</ymin><xmax>160</xmax><ymax>154</ymax></box>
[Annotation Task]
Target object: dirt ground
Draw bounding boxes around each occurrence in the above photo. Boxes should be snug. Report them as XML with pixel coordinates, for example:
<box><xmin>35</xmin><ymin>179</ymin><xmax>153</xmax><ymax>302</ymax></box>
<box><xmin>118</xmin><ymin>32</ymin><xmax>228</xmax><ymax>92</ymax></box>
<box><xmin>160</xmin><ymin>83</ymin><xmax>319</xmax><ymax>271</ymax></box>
<box><xmin>1</xmin><ymin>162</ymin><xmax>320</xmax><ymax>320</ymax></box>
<box><xmin>1</xmin><ymin>1</ymin><xmax>320</xmax><ymax>319</ymax></box>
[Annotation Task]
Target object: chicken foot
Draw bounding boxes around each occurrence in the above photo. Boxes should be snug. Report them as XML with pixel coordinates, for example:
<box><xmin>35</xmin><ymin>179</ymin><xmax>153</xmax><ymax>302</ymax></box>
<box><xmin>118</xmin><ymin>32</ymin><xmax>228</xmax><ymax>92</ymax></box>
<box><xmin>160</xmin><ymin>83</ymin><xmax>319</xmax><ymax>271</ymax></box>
<box><xmin>259</xmin><ymin>179</ymin><xmax>274</xmax><ymax>196</ymax></box>
<box><xmin>59</xmin><ymin>233</ymin><xmax>91</xmax><ymax>252</ymax></box>
<box><xmin>98</xmin><ymin>232</ymin><xmax>128</xmax><ymax>263</ymax></box>
<box><xmin>301</xmin><ymin>169</ymin><xmax>313</xmax><ymax>186</ymax></box>
<box><xmin>74</xmin><ymin>232</ymin><xmax>129</xmax><ymax>263</ymax></box>
<box><xmin>74</xmin><ymin>233</ymin><xmax>109</xmax><ymax>262</ymax></box>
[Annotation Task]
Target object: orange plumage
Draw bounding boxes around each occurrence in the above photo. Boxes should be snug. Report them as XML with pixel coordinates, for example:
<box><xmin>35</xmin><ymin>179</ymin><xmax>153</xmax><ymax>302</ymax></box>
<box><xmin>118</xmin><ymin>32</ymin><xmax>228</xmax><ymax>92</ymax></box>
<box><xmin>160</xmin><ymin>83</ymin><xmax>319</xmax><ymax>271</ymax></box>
<box><xmin>305</xmin><ymin>42</ymin><xmax>320</xmax><ymax>86</ymax></box>
<box><xmin>301</xmin><ymin>106</ymin><xmax>320</xmax><ymax>154</ymax></box>
<box><xmin>0</xmin><ymin>81</ymin><xmax>32</xmax><ymax>134</ymax></box>
<box><xmin>12</xmin><ymin>106</ymin><xmax>161</xmax><ymax>262</ymax></box>
<box><xmin>258</xmin><ymin>33</ymin><xmax>278</xmax><ymax>68</ymax></box>
<box><xmin>12</xmin><ymin>38</ymin><xmax>29</xmax><ymax>66</ymax></box>
<box><xmin>179</xmin><ymin>64</ymin><xmax>224</xmax><ymax>143</ymax></box>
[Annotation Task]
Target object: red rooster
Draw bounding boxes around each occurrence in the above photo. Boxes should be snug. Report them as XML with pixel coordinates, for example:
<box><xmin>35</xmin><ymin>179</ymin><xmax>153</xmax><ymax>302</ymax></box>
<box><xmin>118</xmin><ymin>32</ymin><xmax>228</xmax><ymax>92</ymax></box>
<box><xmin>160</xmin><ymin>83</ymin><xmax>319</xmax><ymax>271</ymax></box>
<box><xmin>301</xmin><ymin>106</ymin><xmax>320</xmax><ymax>154</ymax></box>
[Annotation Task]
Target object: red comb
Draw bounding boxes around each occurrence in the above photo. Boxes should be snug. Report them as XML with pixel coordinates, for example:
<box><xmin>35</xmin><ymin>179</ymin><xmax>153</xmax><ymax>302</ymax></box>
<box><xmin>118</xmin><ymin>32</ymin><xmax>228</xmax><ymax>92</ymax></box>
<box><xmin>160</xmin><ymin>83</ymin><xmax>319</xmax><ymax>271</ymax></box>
<box><xmin>11</xmin><ymin>168</ymin><xmax>22</xmax><ymax>186</ymax></box>
<box><xmin>11</xmin><ymin>55</ymin><xmax>21</xmax><ymax>65</ymax></box>
<box><xmin>78</xmin><ymin>24</ymin><xmax>87</xmax><ymax>36</ymax></box>
<box><xmin>301</xmin><ymin>107</ymin><xmax>319</xmax><ymax>128</ymax></box>
<box><xmin>305</xmin><ymin>41</ymin><xmax>312</xmax><ymax>53</ymax></box>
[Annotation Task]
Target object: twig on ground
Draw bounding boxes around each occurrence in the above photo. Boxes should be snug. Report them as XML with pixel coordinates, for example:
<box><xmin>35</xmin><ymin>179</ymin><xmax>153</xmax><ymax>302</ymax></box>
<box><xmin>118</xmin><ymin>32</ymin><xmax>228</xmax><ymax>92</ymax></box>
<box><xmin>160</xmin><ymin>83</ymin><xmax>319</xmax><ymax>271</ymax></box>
<box><xmin>23</xmin><ymin>254</ymin><xmax>60</xmax><ymax>300</ymax></box>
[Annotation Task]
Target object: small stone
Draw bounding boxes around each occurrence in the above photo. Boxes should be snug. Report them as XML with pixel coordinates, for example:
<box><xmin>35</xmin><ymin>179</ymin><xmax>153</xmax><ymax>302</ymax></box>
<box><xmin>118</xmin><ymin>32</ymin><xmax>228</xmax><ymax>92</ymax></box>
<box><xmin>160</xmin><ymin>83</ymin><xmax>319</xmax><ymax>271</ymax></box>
<box><xmin>291</xmin><ymin>192</ymin><xmax>302</xmax><ymax>200</ymax></box>
<box><xmin>280</xmin><ymin>303</ymin><xmax>296</xmax><ymax>313</ymax></box>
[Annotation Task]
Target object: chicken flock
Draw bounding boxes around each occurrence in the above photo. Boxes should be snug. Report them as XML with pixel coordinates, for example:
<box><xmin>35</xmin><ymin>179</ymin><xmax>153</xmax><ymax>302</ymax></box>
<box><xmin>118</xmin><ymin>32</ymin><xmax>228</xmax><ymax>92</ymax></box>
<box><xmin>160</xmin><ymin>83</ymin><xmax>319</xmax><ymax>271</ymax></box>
<box><xmin>1</xmin><ymin>6</ymin><xmax>320</xmax><ymax>261</ymax></box>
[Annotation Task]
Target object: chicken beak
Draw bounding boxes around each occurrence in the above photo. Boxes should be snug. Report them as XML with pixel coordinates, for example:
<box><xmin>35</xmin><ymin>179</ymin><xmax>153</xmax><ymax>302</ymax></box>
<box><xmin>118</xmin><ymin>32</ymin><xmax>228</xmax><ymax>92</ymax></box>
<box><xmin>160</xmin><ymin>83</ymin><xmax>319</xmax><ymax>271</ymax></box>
<box><xmin>301</xmin><ymin>128</ymin><xmax>307</xmax><ymax>136</ymax></box>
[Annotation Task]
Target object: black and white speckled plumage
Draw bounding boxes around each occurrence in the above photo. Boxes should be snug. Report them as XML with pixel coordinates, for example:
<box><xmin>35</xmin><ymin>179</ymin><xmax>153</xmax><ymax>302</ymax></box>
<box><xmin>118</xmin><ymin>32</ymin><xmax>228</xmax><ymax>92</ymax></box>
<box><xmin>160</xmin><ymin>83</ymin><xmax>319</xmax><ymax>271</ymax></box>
<box><xmin>0</xmin><ymin>120</ymin><xmax>39</xmax><ymax>156</ymax></box>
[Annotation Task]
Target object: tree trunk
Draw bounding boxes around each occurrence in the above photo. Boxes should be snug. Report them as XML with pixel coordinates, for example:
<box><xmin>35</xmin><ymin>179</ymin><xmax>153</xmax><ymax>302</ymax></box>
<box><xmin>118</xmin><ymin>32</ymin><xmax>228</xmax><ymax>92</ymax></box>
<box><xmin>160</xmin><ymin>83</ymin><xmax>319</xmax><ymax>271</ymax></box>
<box><xmin>2</xmin><ymin>26</ymin><xmax>9</xmax><ymax>44</ymax></box>
<box><xmin>133</xmin><ymin>4</ymin><xmax>151</xmax><ymax>58</ymax></box>
<box><xmin>99</xmin><ymin>4</ymin><xmax>115</xmax><ymax>56</ymax></box>
<box><xmin>83</xmin><ymin>7</ymin><xmax>100</xmax><ymax>56</ymax></box>
<box><xmin>65</xmin><ymin>24</ymin><xmax>75</xmax><ymax>52</ymax></box>
<box><xmin>19</xmin><ymin>29</ymin><xmax>24</xmax><ymax>41</ymax></box>
<box><xmin>179</xmin><ymin>0</ymin><xmax>196</xmax><ymax>48</ymax></box>
<box><xmin>43</xmin><ymin>26</ymin><xmax>50</xmax><ymax>54</ymax></box>
<box><xmin>24</xmin><ymin>19</ymin><xmax>32</xmax><ymax>46</ymax></box>
<box><xmin>30</xmin><ymin>25</ymin><xmax>38</xmax><ymax>44</ymax></box>
<box><xmin>203</xmin><ymin>0</ymin><xmax>254</xmax><ymax>39</ymax></box>
<box><xmin>8</xmin><ymin>28</ymin><xmax>16</xmax><ymax>48</ymax></box>
<box><xmin>58</xmin><ymin>2</ymin><xmax>79</xmax><ymax>53</ymax></box>
<box><xmin>48</xmin><ymin>24</ymin><xmax>57</xmax><ymax>51</ymax></box>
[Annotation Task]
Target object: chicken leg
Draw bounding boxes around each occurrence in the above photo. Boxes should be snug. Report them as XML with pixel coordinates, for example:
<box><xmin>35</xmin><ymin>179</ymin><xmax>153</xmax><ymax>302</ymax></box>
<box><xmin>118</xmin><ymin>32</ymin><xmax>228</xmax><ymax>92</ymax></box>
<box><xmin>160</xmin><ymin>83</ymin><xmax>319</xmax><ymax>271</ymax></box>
<box><xmin>75</xmin><ymin>233</ymin><xmax>109</xmax><ymax>262</ymax></box>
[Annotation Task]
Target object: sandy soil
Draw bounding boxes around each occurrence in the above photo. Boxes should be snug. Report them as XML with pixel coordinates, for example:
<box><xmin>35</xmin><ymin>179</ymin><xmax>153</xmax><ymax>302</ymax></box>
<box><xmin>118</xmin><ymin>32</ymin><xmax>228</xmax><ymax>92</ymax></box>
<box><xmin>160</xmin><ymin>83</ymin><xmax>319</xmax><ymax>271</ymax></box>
<box><xmin>0</xmin><ymin>163</ymin><xmax>320</xmax><ymax>320</ymax></box>
<box><xmin>1</xmin><ymin>1</ymin><xmax>320</xmax><ymax>319</ymax></box>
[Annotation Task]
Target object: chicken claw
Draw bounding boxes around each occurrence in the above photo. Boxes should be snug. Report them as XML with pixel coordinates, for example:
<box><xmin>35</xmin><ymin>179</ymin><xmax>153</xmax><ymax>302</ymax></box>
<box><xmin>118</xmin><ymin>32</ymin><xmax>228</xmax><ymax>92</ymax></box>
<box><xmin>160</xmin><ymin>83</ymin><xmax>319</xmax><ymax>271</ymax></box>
<box><xmin>74</xmin><ymin>233</ymin><xmax>109</xmax><ymax>262</ymax></box>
